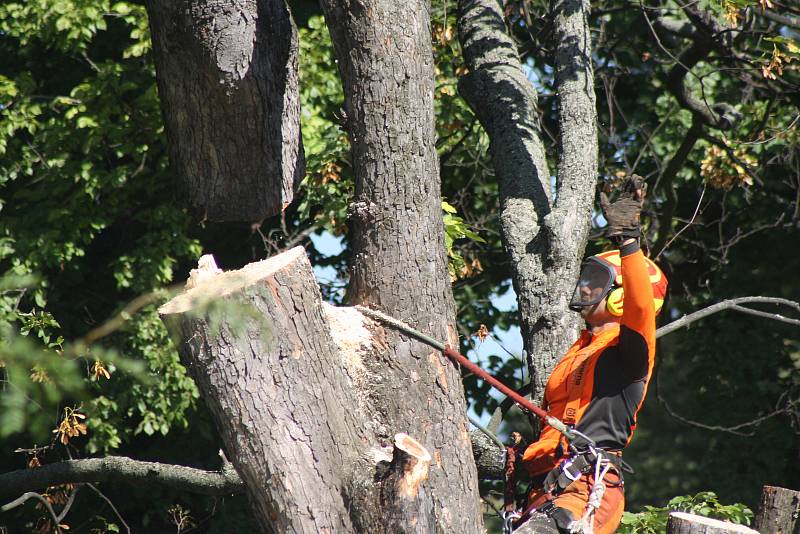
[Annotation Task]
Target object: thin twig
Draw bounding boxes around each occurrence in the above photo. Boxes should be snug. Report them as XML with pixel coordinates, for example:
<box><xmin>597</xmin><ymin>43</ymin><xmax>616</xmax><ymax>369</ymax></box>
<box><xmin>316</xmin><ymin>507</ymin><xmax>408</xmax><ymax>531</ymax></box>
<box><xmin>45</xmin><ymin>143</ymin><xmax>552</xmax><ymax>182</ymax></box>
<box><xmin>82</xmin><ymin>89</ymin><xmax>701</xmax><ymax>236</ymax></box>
<box><xmin>0</xmin><ymin>492</ymin><xmax>64</xmax><ymax>533</ymax></box>
<box><xmin>657</xmin><ymin>381</ymin><xmax>793</xmax><ymax>436</ymax></box>
<box><xmin>74</xmin><ymin>286</ymin><xmax>178</xmax><ymax>350</ymax></box>
<box><xmin>87</xmin><ymin>483</ymin><xmax>131</xmax><ymax>534</ymax></box>
<box><xmin>729</xmin><ymin>304</ymin><xmax>800</xmax><ymax>327</ymax></box>
<box><xmin>656</xmin><ymin>183</ymin><xmax>706</xmax><ymax>259</ymax></box>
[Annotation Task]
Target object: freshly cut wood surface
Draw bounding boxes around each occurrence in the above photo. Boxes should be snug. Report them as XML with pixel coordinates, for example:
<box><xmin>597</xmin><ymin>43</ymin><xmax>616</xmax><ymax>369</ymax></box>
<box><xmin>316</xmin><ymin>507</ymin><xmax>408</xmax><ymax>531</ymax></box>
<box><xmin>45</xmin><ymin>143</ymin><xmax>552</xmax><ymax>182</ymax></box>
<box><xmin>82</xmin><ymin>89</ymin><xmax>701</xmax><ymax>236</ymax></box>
<box><xmin>667</xmin><ymin>512</ymin><xmax>759</xmax><ymax>534</ymax></box>
<box><xmin>160</xmin><ymin>247</ymin><xmax>304</xmax><ymax>315</ymax></box>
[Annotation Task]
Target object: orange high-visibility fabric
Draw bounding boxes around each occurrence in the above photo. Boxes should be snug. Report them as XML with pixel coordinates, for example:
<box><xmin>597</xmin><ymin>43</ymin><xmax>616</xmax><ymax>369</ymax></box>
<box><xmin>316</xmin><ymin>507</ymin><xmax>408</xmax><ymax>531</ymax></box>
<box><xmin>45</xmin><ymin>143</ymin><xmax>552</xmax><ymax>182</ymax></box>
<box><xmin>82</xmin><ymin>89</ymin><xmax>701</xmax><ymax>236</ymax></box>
<box><xmin>521</xmin><ymin>248</ymin><xmax>657</xmax><ymax>529</ymax></box>
<box><xmin>520</xmin><ymin>327</ymin><xmax>620</xmax><ymax>476</ymax></box>
<box><xmin>527</xmin><ymin>470</ymin><xmax>625</xmax><ymax>534</ymax></box>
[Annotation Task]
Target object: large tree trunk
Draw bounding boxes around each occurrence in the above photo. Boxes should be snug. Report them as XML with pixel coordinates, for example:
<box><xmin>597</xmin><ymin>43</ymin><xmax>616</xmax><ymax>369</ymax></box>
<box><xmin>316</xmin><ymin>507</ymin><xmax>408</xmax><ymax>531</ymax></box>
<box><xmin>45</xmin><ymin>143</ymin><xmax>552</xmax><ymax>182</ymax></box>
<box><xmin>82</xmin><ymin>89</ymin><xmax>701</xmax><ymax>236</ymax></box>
<box><xmin>457</xmin><ymin>0</ymin><xmax>596</xmax><ymax>404</ymax></box>
<box><xmin>146</xmin><ymin>0</ymin><xmax>303</xmax><ymax>222</ymax></box>
<box><xmin>160</xmin><ymin>249</ymin><xmax>471</xmax><ymax>533</ymax></box>
<box><xmin>318</xmin><ymin>0</ymin><xmax>483</xmax><ymax>531</ymax></box>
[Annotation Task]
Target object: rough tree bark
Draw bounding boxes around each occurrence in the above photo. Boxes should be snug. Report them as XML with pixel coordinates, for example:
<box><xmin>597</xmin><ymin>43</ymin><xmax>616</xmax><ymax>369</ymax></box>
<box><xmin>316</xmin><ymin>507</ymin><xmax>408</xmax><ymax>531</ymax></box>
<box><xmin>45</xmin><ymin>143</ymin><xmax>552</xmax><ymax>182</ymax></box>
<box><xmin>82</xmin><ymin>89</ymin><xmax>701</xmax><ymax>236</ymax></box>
<box><xmin>319</xmin><ymin>0</ymin><xmax>483</xmax><ymax>531</ymax></box>
<box><xmin>160</xmin><ymin>250</ymin><xmax>369</xmax><ymax>533</ymax></box>
<box><xmin>159</xmin><ymin>246</ymin><xmax>480</xmax><ymax>533</ymax></box>
<box><xmin>458</xmin><ymin>0</ymin><xmax>597</xmax><ymax>403</ymax></box>
<box><xmin>754</xmin><ymin>486</ymin><xmax>800</xmax><ymax>534</ymax></box>
<box><xmin>145</xmin><ymin>0</ymin><xmax>303</xmax><ymax>221</ymax></box>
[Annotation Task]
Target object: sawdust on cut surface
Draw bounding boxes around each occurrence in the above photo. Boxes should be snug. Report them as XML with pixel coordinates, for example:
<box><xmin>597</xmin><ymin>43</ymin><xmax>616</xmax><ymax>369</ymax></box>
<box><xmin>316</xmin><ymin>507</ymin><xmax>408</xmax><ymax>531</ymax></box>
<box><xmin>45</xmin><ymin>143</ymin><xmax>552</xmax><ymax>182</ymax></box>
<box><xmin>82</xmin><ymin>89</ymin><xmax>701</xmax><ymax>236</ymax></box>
<box><xmin>159</xmin><ymin>247</ymin><xmax>305</xmax><ymax>315</ymax></box>
<box><xmin>323</xmin><ymin>303</ymin><xmax>372</xmax><ymax>381</ymax></box>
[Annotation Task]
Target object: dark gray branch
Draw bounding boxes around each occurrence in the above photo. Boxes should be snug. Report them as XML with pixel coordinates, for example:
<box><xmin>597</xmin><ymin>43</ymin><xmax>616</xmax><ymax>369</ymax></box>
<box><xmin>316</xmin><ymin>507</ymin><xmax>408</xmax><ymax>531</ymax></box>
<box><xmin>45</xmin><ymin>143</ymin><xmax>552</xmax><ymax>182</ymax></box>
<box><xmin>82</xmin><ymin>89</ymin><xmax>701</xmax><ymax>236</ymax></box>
<box><xmin>0</xmin><ymin>456</ymin><xmax>244</xmax><ymax>499</ymax></box>
<box><xmin>664</xmin><ymin>40</ymin><xmax>735</xmax><ymax>129</ymax></box>
<box><xmin>761</xmin><ymin>9</ymin><xmax>800</xmax><ymax>29</ymax></box>
<box><xmin>645</xmin><ymin>7</ymin><xmax>740</xmax><ymax>129</ymax></box>
<box><xmin>652</xmin><ymin>16</ymin><xmax>697</xmax><ymax>39</ymax></box>
<box><xmin>656</xmin><ymin>297</ymin><xmax>800</xmax><ymax>338</ymax></box>
<box><xmin>1</xmin><ymin>492</ymin><xmax>63</xmax><ymax>533</ymax></box>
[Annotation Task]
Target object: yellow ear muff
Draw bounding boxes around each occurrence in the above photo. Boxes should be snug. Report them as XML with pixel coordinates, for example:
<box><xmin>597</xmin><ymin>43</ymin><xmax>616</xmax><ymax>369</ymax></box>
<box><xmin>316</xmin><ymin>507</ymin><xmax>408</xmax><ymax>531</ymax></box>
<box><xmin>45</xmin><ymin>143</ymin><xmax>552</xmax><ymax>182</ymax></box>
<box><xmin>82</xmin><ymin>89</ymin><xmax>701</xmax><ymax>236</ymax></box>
<box><xmin>606</xmin><ymin>287</ymin><xmax>624</xmax><ymax>316</ymax></box>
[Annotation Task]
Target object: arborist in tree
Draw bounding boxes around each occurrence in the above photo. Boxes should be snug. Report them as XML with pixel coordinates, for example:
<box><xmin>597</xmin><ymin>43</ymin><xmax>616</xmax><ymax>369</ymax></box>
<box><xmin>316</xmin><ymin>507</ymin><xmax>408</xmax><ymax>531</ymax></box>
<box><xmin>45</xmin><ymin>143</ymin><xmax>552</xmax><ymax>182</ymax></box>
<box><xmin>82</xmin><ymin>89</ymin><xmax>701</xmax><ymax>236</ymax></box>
<box><xmin>512</xmin><ymin>175</ymin><xmax>668</xmax><ymax>534</ymax></box>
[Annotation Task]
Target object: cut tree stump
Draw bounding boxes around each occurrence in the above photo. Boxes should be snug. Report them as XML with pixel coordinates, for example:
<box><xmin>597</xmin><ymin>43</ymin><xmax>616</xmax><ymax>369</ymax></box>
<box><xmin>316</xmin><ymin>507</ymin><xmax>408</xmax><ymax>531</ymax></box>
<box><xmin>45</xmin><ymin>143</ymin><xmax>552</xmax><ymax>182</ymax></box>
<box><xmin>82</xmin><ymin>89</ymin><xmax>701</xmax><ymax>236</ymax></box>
<box><xmin>754</xmin><ymin>486</ymin><xmax>800</xmax><ymax>534</ymax></box>
<box><xmin>159</xmin><ymin>247</ymin><xmax>368</xmax><ymax>533</ymax></box>
<box><xmin>159</xmin><ymin>247</ymin><xmax>470</xmax><ymax>533</ymax></box>
<box><xmin>378</xmin><ymin>433</ymin><xmax>434</xmax><ymax>532</ymax></box>
<box><xmin>667</xmin><ymin>512</ymin><xmax>760</xmax><ymax>534</ymax></box>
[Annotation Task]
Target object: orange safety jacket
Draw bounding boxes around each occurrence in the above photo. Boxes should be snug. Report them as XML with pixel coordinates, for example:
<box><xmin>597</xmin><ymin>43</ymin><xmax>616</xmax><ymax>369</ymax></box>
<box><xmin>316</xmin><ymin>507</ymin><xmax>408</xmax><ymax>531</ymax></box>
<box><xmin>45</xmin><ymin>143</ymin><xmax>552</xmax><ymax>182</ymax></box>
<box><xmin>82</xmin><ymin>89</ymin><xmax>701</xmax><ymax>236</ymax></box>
<box><xmin>522</xmin><ymin>247</ymin><xmax>657</xmax><ymax>477</ymax></box>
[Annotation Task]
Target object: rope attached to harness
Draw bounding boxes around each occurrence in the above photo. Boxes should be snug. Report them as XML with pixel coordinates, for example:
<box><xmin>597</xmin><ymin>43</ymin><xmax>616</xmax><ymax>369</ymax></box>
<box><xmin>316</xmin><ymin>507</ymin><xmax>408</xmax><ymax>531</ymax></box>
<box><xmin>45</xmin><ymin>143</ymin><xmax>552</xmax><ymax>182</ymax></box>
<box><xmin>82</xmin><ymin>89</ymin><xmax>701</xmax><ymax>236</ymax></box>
<box><xmin>353</xmin><ymin>305</ymin><xmax>612</xmax><ymax>533</ymax></box>
<box><xmin>354</xmin><ymin>305</ymin><xmax>585</xmax><ymax>446</ymax></box>
<box><xmin>567</xmin><ymin>449</ymin><xmax>613</xmax><ymax>534</ymax></box>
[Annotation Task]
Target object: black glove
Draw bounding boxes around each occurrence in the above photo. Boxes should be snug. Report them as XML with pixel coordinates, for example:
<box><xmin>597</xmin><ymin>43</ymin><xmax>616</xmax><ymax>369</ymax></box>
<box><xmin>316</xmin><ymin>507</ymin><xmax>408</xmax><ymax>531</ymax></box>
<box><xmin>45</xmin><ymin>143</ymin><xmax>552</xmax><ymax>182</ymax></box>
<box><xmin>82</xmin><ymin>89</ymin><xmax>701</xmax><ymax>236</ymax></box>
<box><xmin>599</xmin><ymin>174</ymin><xmax>645</xmax><ymax>243</ymax></box>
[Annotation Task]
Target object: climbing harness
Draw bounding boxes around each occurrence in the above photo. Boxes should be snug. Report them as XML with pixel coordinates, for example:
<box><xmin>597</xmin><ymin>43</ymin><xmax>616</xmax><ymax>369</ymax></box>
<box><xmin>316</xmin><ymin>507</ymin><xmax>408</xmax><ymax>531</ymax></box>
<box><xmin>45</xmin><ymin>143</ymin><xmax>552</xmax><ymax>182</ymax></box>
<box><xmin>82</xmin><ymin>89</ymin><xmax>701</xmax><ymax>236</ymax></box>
<box><xmin>568</xmin><ymin>449</ymin><xmax>614</xmax><ymax>534</ymax></box>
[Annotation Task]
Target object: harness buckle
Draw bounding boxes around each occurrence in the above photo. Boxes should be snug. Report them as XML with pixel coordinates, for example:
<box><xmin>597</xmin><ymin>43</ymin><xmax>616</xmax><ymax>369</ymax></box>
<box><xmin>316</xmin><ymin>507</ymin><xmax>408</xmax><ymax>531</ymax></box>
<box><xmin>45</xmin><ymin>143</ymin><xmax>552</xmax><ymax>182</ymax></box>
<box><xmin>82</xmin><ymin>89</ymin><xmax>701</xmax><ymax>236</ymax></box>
<box><xmin>562</xmin><ymin>458</ymin><xmax>581</xmax><ymax>482</ymax></box>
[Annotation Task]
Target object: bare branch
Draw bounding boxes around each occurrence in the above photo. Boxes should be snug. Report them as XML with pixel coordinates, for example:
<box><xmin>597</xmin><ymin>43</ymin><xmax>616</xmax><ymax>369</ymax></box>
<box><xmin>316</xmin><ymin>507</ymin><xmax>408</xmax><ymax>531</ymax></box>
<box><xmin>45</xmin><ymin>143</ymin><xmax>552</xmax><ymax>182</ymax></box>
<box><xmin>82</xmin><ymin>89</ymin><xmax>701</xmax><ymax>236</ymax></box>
<box><xmin>1</xmin><ymin>492</ymin><xmax>64</xmax><ymax>533</ymax></box>
<box><xmin>55</xmin><ymin>485</ymin><xmax>79</xmax><ymax>523</ymax></box>
<box><xmin>657</xmin><ymin>390</ymin><xmax>792</xmax><ymax>436</ymax></box>
<box><xmin>657</xmin><ymin>296</ymin><xmax>800</xmax><ymax>338</ymax></box>
<box><xmin>0</xmin><ymin>456</ymin><xmax>244</xmax><ymax>499</ymax></box>
<box><xmin>760</xmin><ymin>9</ymin><xmax>800</xmax><ymax>29</ymax></box>
<box><xmin>656</xmin><ymin>373</ymin><xmax>799</xmax><ymax>436</ymax></box>
<box><xmin>729</xmin><ymin>304</ymin><xmax>800</xmax><ymax>327</ymax></box>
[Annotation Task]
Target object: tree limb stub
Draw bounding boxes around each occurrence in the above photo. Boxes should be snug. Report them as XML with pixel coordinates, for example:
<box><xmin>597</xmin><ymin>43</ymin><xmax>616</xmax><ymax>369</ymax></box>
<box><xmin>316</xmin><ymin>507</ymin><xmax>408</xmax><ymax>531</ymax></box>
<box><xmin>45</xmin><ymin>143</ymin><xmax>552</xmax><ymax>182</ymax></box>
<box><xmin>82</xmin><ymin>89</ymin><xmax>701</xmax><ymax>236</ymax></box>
<box><xmin>377</xmin><ymin>434</ymin><xmax>436</xmax><ymax>533</ymax></box>
<box><xmin>391</xmin><ymin>433</ymin><xmax>432</xmax><ymax>500</ymax></box>
<box><xmin>0</xmin><ymin>456</ymin><xmax>244</xmax><ymax>499</ymax></box>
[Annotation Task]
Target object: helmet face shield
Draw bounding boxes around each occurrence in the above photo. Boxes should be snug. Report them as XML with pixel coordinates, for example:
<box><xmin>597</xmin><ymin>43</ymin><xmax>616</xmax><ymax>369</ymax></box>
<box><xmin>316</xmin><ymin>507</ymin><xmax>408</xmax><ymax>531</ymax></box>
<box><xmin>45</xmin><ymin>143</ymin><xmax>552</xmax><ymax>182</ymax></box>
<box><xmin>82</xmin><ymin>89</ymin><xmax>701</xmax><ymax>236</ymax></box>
<box><xmin>569</xmin><ymin>259</ymin><xmax>616</xmax><ymax>311</ymax></box>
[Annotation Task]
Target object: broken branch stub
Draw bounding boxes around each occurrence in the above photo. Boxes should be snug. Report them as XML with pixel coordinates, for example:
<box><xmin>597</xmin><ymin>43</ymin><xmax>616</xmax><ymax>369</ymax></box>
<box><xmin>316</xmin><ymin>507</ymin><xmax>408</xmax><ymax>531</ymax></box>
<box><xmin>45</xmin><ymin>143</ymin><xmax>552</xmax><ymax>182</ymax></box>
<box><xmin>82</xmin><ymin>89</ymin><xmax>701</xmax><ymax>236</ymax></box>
<box><xmin>378</xmin><ymin>433</ymin><xmax>436</xmax><ymax>533</ymax></box>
